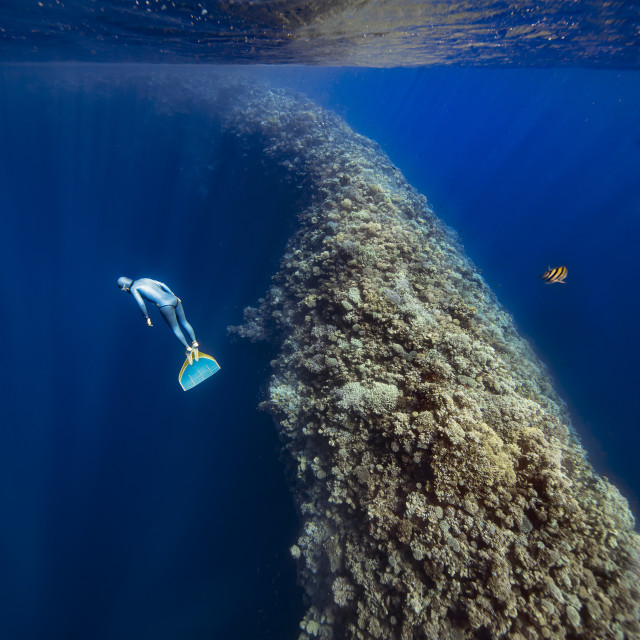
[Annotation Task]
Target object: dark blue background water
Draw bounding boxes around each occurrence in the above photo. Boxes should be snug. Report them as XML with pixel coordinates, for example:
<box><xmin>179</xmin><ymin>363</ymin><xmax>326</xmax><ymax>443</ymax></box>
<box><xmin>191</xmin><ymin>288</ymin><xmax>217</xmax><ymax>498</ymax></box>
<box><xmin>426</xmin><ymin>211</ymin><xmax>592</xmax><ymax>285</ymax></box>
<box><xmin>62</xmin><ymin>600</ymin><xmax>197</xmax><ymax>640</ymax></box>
<box><xmin>0</xmin><ymin>73</ymin><xmax>304</xmax><ymax>639</ymax></box>
<box><xmin>0</xmin><ymin>66</ymin><xmax>638</xmax><ymax>639</ymax></box>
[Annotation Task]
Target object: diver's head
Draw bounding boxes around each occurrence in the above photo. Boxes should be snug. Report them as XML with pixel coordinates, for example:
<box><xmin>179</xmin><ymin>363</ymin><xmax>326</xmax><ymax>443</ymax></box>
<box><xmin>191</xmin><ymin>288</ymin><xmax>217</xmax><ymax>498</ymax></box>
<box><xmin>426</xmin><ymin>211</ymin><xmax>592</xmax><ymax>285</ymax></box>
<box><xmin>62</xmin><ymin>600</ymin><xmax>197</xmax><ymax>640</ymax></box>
<box><xmin>117</xmin><ymin>276</ymin><xmax>133</xmax><ymax>293</ymax></box>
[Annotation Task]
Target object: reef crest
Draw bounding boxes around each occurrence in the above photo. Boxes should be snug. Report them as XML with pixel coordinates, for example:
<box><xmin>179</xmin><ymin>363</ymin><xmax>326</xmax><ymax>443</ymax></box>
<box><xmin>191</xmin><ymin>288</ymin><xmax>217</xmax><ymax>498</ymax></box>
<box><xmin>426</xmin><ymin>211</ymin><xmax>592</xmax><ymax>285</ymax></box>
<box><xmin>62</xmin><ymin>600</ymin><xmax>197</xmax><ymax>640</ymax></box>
<box><xmin>223</xmin><ymin>83</ymin><xmax>640</xmax><ymax>640</ymax></box>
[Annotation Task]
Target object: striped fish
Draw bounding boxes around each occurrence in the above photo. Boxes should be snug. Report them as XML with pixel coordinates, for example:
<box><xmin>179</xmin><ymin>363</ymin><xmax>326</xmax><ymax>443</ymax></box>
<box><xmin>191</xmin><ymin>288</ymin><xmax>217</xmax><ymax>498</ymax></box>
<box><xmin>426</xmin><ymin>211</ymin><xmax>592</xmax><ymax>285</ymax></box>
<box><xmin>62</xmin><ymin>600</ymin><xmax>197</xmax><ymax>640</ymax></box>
<box><xmin>541</xmin><ymin>265</ymin><xmax>567</xmax><ymax>283</ymax></box>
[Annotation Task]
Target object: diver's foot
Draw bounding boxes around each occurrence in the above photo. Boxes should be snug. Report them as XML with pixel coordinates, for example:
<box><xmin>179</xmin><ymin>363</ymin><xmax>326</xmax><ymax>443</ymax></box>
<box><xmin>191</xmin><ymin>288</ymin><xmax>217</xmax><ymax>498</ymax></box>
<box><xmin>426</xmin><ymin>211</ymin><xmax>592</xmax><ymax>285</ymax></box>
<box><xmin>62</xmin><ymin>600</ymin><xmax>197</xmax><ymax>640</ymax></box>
<box><xmin>185</xmin><ymin>346</ymin><xmax>193</xmax><ymax>365</ymax></box>
<box><xmin>192</xmin><ymin>341</ymin><xmax>199</xmax><ymax>361</ymax></box>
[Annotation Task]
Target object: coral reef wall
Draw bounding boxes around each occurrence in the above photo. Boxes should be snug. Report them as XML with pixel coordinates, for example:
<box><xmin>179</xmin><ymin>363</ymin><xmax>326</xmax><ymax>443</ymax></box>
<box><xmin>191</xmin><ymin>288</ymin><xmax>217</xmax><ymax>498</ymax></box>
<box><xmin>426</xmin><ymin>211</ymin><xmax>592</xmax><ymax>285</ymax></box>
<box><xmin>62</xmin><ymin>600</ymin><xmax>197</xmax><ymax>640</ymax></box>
<box><xmin>216</xmin><ymin>82</ymin><xmax>640</xmax><ymax>640</ymax></box>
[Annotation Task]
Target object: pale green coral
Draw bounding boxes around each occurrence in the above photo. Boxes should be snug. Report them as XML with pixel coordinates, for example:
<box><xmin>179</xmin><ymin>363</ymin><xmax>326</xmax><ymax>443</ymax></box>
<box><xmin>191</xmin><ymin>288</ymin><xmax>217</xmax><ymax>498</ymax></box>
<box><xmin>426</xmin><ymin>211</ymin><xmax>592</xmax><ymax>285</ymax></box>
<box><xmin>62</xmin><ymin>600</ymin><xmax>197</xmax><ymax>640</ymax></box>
<box><xmin>334</xmin><ymin>381</ymin><xmax>399</xmax><ymax>414</ymax></box>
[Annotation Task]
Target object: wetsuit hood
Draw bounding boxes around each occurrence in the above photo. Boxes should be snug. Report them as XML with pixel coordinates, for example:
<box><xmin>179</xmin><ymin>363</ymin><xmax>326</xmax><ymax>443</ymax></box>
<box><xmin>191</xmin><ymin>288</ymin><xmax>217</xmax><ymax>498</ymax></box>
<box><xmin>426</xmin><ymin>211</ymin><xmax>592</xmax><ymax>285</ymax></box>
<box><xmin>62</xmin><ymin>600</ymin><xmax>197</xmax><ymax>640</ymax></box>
<box><xmin>118</xmin><ymin>276</ymin><xmax>133</xmax><ymax>292</ymax></box>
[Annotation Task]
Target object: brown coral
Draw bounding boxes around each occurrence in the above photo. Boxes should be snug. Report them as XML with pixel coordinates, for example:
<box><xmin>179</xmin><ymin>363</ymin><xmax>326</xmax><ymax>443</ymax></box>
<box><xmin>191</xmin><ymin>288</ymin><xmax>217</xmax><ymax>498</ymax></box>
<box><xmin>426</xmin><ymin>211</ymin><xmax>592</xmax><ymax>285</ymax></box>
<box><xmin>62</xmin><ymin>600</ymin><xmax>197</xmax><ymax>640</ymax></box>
<box><xmin>218</xmin><ymin>82</ymin><xmax>640</xmax><ymax>640</ymax></box>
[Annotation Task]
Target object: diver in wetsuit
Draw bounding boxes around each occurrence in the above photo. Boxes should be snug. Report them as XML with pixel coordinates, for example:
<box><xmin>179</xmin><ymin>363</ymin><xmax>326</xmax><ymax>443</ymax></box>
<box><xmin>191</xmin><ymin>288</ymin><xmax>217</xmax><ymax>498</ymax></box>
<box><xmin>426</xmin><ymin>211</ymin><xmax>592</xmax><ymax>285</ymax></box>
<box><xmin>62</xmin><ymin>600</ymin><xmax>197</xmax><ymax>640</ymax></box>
<box><xmin>118</xmin><ymin>277</ymin><xmax>199</xmax><ymax>363</ymax></box>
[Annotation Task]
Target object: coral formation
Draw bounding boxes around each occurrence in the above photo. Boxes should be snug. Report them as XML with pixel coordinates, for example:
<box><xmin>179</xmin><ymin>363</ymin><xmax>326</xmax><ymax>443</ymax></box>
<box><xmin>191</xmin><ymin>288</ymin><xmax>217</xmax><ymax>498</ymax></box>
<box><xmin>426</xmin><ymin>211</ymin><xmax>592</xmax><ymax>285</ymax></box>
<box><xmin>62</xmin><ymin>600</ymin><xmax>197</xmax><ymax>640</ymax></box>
<box><xmin>214</xmin><ymin>82</ymin><xmax>640</xmax><ymax>639</ymax></box>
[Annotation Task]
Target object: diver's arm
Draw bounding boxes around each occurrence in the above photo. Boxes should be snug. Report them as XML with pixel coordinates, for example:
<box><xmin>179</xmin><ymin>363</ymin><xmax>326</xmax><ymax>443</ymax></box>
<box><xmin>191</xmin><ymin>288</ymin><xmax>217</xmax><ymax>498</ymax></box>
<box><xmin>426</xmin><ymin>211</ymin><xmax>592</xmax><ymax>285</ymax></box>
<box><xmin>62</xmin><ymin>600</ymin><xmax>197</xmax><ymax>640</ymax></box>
<box><xmin>132</xmin><ymin>289</ymin><xmax>152</xmax><ymax>324</ymax></box>
<box><xmin>155</xmin><ymin>280</ymin><xmax>175</xmax><ymax>296</ymax></box>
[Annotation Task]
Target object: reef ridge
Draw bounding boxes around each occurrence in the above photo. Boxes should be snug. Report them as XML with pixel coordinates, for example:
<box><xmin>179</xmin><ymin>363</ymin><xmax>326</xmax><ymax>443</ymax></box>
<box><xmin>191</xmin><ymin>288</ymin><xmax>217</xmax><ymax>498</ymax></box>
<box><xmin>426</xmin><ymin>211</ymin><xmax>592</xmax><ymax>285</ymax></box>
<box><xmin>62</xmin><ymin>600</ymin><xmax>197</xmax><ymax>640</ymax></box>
<box><xmin>219</xmin><ymin>82</ymin><xmax>640</xmax><ymax>640</ymax></box>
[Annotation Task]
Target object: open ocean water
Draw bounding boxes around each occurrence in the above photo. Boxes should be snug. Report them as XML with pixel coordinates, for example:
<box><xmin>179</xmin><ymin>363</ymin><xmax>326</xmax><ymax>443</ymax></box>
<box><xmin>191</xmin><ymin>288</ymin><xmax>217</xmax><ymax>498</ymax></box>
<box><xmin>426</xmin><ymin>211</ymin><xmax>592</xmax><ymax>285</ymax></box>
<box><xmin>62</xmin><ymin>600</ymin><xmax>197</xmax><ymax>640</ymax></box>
<box><xmin>1</xmin><ymin>3</ymin><xmax>639</xmax><ymax>640</ymax></box>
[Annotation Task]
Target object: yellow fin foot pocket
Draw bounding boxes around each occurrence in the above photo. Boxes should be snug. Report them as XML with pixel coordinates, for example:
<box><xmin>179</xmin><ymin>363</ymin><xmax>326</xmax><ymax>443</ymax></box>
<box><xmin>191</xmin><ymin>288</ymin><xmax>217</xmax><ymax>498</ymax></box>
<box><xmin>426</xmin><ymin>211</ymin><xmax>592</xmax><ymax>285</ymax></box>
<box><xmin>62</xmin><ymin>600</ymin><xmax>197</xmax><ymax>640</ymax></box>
<box><xmin>179</xmin><ymin>352</ymin><xmax>220</xmax><ymax>390</ymax></box>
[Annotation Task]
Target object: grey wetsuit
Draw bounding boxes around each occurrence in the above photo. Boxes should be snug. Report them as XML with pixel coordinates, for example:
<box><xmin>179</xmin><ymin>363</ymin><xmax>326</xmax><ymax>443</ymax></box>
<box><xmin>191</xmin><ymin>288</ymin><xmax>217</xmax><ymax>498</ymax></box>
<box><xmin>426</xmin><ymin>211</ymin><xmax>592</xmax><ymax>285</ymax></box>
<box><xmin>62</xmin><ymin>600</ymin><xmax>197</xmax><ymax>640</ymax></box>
<box><xmin>129</xmin><ymin>278</ymin><xmax>196</xmax><ymax>349</ymax></box>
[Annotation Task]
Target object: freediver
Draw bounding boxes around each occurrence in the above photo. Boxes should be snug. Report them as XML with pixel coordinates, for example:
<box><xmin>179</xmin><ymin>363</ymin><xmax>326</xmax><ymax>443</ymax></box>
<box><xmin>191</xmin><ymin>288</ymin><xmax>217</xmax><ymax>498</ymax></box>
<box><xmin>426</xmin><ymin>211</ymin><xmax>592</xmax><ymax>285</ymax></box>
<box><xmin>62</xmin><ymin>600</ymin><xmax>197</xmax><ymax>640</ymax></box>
<box><xmin>117</xmin><ymin>277</ymin><xmax>199</xmax><ymax>364</ymax></box>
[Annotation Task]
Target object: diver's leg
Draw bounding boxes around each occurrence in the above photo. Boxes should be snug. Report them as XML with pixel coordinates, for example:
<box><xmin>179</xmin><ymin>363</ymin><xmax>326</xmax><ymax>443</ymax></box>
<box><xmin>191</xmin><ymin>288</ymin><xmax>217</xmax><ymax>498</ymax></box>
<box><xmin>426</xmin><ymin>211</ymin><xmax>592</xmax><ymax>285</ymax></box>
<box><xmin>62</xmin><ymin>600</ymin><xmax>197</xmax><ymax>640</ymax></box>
<box><xmin>175</xmin><ymin>300</ymin><xmax>198</xmax><ymax>360</ymax></box>
<box><xmin>159</xmin><ymin>305</ymin><xmax>190</xmax><ymax>349</ymax></box>
<box><xmin>175</xmin><ymin>301</ymin><xmax>197</xmax><ymax>343</ymax></box>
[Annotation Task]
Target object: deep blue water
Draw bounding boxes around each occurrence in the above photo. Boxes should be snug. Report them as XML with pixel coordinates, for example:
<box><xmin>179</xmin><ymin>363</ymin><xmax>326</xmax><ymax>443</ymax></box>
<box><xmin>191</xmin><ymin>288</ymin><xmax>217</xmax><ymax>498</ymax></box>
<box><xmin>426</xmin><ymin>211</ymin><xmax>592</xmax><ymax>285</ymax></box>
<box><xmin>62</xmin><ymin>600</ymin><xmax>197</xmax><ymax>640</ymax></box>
<box><xmin>0</xmin><ymin>75</ymin><xmax>304</xmax><ymax>639</ymax></box>
<box><xmin>0</xmin><ymin>65</ymin><xmax>639</xmax><ymax>639</ymax></box>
